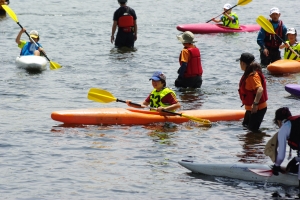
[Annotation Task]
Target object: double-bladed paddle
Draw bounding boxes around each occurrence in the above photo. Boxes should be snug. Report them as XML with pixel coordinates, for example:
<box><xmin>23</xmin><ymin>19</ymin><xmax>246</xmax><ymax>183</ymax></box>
<box><xmin>1</xmin><ymin>5</ymin><xmax>62</xmax><ymax>70</ymax></box>
<box><xmin>256</xmin><ymin>15</ymin><xmax>300</xmax><ymax>58</ymax></box>
<box><xmin>206</xmin><ymin>0</ymin><xmax>252</xmax><ymax>23</ymax></box>
<box><xmin>87</xmin><ymin>88</ymin><xmax>212</xmax><ymax>126</ymax></box>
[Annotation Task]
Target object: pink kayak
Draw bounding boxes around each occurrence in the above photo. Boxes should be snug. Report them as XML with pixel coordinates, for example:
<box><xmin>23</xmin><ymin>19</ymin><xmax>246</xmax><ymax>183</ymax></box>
<box><xmin>176</xmin><ymin>23</ymin><xmax>261</xmax><ymax>34</ymax></box>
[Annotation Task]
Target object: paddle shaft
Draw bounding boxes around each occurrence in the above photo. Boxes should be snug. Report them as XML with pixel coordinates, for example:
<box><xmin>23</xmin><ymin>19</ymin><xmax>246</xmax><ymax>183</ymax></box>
<box><xmin>17</xmin><ymin>22</ymin><xmax>52</xmax><ymax>62</ymax></box>
<box><xmin>124</xmin><ymin>100</ymin><xmax>179</xmax><ymax>115</ymax></box>
<box><xmin>206</xmin><ymin>4</ymin><xmax>238</xmax><ymax>23</ymax></box>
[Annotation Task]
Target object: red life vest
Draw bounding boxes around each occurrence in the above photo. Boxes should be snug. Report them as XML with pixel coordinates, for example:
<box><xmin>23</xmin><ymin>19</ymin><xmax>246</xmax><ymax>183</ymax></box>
<box><xmin>287</xmin><ymin>115</ymin><xmax>300</xmax><ymax>150</ymax></box>
<box><xmin>178</xmin><ymin>47</ymin><xmax>203</xmax><ymax>77</ymax></box>
<box><xmin>264</xmin><ymin>20</ymin><xmax>283</xmax><ymax>48</ymax></box>
<box><xmin>238</xmin><ymin>71</ymin><xmax>268</xmax><ymax>106</ymax></box>
<box><xmin>118</xmin><ymin>6</ymin><xmax>134</xmax><ymax>32</ymax></box>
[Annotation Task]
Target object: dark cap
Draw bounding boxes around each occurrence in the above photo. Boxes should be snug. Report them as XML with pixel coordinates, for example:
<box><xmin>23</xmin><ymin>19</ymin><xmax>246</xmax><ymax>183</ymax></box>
<box><xmin>274</xmin><ymin>107</ymin><xmax>292</xmax><ymax>121</ymax></box>
<box><xmin>236</xmin><ymin>53</ymin><xmax>255</xmax><ymax>64</ymax></box>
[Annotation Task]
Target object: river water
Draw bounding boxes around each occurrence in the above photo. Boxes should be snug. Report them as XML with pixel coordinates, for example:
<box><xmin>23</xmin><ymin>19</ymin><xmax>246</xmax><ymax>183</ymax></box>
<box><xmin>1</xmin><ymin>0</ymin><xmax>300</xmax><ymax>199</ymax></box>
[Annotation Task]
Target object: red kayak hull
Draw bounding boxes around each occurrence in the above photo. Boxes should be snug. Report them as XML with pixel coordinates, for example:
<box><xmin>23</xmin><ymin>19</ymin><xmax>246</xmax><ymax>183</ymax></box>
<box><xmin>176</xmin><ymin>23</ymin><xmax>260</xmax><ymax>34</ymax></box>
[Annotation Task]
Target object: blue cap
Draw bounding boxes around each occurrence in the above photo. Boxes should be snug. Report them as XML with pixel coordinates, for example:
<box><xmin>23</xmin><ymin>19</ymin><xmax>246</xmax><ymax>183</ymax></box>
<box><xmin>149</xmin><ymin>71</ymin><xmax>166</xmax><ymax>81</ymax></box>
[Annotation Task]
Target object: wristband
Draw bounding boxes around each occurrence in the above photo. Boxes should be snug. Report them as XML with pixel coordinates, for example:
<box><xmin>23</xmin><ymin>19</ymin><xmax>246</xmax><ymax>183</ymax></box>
<box><xmin>253</xmin><ymin>102</ymin><xmax>259</xmax><ymax>106</ymax></box>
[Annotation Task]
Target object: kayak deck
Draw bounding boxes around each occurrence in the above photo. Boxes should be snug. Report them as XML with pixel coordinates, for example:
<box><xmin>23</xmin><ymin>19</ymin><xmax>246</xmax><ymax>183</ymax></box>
<box><xmin>51</xmin><ymin>108</ymin><xmax>245</xmax><ymax>125</ymax></box>
<box><xmin>176</xmin><ymin>23</ymin><xmax>260</xmax><ymax>34</ymax></box>
<box><xmin>15</xmin><ymin>56</ymin><xmax>48</xmax><ymax>71</ymax></box>
<box><xmin>178</xmin><ymin>160</ymin><xmax>298</xmax><ymax>186</ymax></box>
<box><xmin>267</xmin><ymin>59</ymin><xmax>300</xmax><ymax>75</ymax></box>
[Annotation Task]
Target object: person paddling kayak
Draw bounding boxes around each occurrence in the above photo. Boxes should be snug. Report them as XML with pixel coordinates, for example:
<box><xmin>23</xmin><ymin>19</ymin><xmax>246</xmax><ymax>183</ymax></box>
<box><xmin>279</xmin><ymin>28</ymin><xmax>300</xmax><ymax>60</ymax></box>
<box><xmin>15</xmin><ymin>28</ymin><xmax>44</xmax><ymax>56</ymax></box>
<box><xmin>126</xmin><ymin>71</ymin><xmax>181</xmax><ymax>113</ymax></box>
<box><xmin>211</xmin><ymin>3</ymin><xmax>239</xmax><ymax>29</ymax></box>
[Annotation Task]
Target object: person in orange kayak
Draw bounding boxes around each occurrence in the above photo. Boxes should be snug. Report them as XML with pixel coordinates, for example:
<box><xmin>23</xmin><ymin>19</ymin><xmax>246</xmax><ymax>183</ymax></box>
<box><xmin>126</xmin><ymin>71</ymin><xmax>181</xmax><ymax>112</ymax></box>
<box><xmin>279</xmin><ymin>28</ymin><xmax>300</xmax><ymax>60</ymax></box>
<box><xmin>0</xmin><ymin>0</ymin><xmax>9</xmax><ymax>15</ymax></box>
<box><xmin>175</xmin><ymin>31</ymin><xmax>203</xmax><ymax>88</ymax></box>
<box><xmin>237</xmin><ymin>53</ymin><xmax>268</xmax><ymax>132</ymax></box>
<box><xmin>15</xmin><ymin>28</ymin><xmax>44</xmax><ymax>56</ymax></box>
<box><xmin>212</xmin><ymin>3</ymin><xmax>239</xmax><ymax>29</ymax></box>
<box><xmin>111</xmin><ymin>0</ymin><xmax>137</xmax><ymax>48</ymax></box>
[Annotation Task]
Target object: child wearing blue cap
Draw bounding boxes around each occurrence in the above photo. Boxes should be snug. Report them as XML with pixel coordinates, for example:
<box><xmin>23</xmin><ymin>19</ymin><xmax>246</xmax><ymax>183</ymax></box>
<box><xmin>126</xmin><ymin>71</ymin><xmax>181</xmax><ymax>112</ymax></box>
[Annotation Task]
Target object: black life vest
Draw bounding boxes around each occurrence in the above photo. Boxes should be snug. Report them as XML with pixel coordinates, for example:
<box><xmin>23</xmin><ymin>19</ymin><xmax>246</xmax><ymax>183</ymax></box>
<box><xmin>264</xmin><ymin>20</ymin><xmax>283</xmax><ymax>48</ymax></box>
<box><xmin>287</xmin><ymin>115</ymin><xmax>300</xmax><ymax>150</ymax></box>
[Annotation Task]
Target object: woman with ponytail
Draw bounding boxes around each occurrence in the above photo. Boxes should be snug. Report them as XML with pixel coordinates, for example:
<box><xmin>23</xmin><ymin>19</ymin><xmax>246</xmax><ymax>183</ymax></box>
<box><xmin>237</xmin><ymin>53</ymin><xmax>268</xmax><ymax>132</ymax></box>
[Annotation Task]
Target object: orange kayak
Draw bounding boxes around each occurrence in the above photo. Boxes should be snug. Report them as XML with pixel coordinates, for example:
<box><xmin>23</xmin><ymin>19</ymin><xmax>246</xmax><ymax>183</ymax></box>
<box><xmin>51</xmin><ymin>108</ymin><xmax>245</xmax><ymax>125</ymax></box>
<box><xmin>267</xmin><ymin>59</ymin><xmax>300</xmax><ymax>75</ymax></box>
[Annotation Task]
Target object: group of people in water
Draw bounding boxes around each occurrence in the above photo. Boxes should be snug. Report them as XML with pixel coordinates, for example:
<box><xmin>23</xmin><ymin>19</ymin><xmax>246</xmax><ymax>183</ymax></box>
<box><xmin>3</xmin><ymin>0</ymin><xmax>300</xmax><ymax>191</ymax></box>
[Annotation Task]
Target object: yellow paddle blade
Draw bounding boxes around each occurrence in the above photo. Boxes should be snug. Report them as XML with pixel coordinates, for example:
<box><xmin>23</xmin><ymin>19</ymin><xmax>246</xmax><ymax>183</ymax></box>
<box><xmin>256</xmin><ymin>15</ymin><xmax>275</xmax><ymax>34</ymax></box>
<box><xmin>1</xmin><ymin>5</ymin><xmax>18</xmax><ymax>22</ymax></box>
<box><xmin>237</xmin><ymin>0</ymin><xmax>252</xmax><ymax>6</ymax></box>
<box><xmin>87</xmin><ymin>88</ymin><xmax>117</xmax><ymax>103</ymax></box>
<box><xmin>49</xmin><ymin>61</ymin><xmax>62</xmax><ymax>70</ymax></box>
<box><xmin>181</xmin><ymin>113</ymin><xmax>212</xmax><ymax>127</ymax></box>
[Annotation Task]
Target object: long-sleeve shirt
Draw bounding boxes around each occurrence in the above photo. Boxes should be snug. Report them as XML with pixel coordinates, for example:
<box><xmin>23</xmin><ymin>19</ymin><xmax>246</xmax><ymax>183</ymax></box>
<box><xmin>257</xmin><ymin>20</ymin><xmax>287</xmax><ymax>49</ymax></box>
<box><xmin>275</xmin><ymin>120</ymin><xmax>291</xmax><ymax>166</ymax></box>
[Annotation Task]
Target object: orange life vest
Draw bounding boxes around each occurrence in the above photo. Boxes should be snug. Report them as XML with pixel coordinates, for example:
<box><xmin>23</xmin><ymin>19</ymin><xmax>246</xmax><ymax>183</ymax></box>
<box><xmin>178</xmin><ymin>47</ymin><xmax>203</xmax><ymax>77</ymax></box>
<box><xmin>238</xmin><ymin>71</ymin><xmax>268</xmax><ymax>106</ymax></box>
<box><xmin>118</xmin><ymin>6</ymin><xmax>134</xmax><ymax>31</ymax></box>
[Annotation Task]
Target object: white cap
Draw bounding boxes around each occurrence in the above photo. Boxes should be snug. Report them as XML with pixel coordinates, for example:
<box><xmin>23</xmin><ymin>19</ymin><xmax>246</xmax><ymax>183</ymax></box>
<box><xmin>287</xmin><ymin>28</ymin><xmax>297</xmax><ymax>35</ymax></box>
<box><xmin>29</xmin><ymin>30</ymin><xmax>39</xmax><ymax>39</ymax></box>
<box><xmin>270</xmin><ymin>7</ymin><xmax>280</xmax><ymax>15</ymax></box>
<box><xmin>223</xmin><ymin>3</ymin><xmax>232</xmax><ymax>10</ymax></box>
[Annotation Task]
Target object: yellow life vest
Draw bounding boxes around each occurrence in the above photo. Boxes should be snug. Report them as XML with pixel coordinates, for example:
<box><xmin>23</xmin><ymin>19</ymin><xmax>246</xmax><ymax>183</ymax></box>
<box><xmin>222</xmin><ymin>12</ymin><xmax>239</xmax><ymax>29</ymax></box>
<box><xmin>284</xmin><ymin>41</ymin><xmax>300</xmax><ymax>60</ymax></box>
<box><xmin>149</xmin><ymin>87</ymin><xmax>176</xmax><ymax>108</ymax></box>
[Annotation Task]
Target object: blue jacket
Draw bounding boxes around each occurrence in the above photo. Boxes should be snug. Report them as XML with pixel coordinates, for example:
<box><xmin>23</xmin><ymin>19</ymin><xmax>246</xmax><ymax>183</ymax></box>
<box><xmin>20</xmin><ymin>42</ymin><xmax>42</xmax><ymax>56</ymax></box>
<box><xmin>257</xmin><ymin>20</ymin><xmax>287</xmax><ymax>49</ymax></box>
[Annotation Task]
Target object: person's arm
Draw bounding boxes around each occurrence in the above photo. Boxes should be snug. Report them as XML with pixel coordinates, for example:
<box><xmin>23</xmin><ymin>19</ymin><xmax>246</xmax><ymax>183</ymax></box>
<box><xmin>275</xmin><ymin>121</ymin><xmax>291</xmax><ymax>166</ymax></box>
<box><xmin>133</xmin><ymin>20</ymin><xmax>137</xmax><ymax>41</ymax></box>
<box><xmin>111</xmin><ymin>21</ymin><xmax>117</xmax><ymax>44</ymax></box>
<box><xmin>224</xmin><ymin>12</ymin><xmax>234</xmax><ymax>21</ymax></box>
<box><xmin>157</xmin><ymin>93</ymin><xmax>181</xmax><ymax>112</ymax></box>
<box><xmin>159</xmin><ymin>102</ymin><xmax>181</xmax><ymax>112</ymax></box>
<box><xmin>251</xmin><ymin>86</ymin><xmax>263</xmax><ymax>113</ymax></box>
<box><xmin>16</xmin><ymin>28</ymin><xmax>25</xmax><ymax>45</ymax></box>
<box><xmin>212</xmin><ymin>18</ymin><xmax>221</xmax><ymax>23</ymax></box>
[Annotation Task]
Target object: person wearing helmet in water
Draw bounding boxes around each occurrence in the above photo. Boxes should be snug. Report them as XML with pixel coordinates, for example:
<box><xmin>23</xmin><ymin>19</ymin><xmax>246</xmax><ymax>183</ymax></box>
<box><xmin>212</xmin><ymin>3</ymin><xmax>239</xmax><ymax>29</ymax></box>
<box><xmin>15</xmin><ymin>28</ymin><xmax>44</xmax><ymax>56</ymax></box>
<box><xmin>279</xmin><ymin>28</ymin><xmax>300</xmax><ymax>60</ymax></box>
<box><xmin>111</xmin><ymin>0</ymin><xmax>137</xmax><ymax>48</ymax></box>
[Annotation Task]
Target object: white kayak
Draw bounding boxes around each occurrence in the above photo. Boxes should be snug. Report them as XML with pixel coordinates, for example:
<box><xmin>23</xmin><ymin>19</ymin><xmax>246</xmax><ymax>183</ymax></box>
<box><xmin>178</xmin><ymin>160</ymin><xmax>298</xmax><ymax>186</ymax></box>
<box><xmin>16</xmin><ymin>56</ymin><xmax>48</xmax><ymax>71</ymax></box>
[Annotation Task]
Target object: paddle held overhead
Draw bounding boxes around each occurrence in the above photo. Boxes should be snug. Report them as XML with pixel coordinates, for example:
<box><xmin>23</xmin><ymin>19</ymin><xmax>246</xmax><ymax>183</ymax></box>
<box><xmin>206</xmin><ymin>0</ymin><xmax>252</xmax><ymax>23</ymax></box>
<box><xmin>87</xmin><ymin>88</ymin><xmax>212</xmax><ymax>126</ymax></box>
<box><xmin>1</xmin><ymin>5</ymin><xmax>62</xmax><ymax>70</ymax></box>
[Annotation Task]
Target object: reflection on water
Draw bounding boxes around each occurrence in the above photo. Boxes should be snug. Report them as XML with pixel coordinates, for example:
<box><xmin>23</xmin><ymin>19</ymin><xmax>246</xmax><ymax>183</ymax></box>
<box><xmin>236</xmin><ymin>131</ymin><xmax>270</xmax><ymax>163</ymax></box>
<box><xmin>176</xmin><ymin>89</ymin><xmax>204</xmax><ymax>110</ymax></box>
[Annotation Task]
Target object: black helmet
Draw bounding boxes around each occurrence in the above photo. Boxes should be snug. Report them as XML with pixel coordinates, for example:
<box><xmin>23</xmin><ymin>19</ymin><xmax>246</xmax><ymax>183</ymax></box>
<box><xmin>118</xmin><ymin>0</ymin><xmax>127</xmax><ymax>3</ymax></box>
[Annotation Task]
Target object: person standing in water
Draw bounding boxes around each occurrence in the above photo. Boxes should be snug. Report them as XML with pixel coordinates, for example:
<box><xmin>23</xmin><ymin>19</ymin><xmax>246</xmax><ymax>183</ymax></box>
<box><xmin>237</xmin><ymin>53</ymin><xmax>268</xmax><ymax>133</ymax></box>
<box><xmin>111</xmin><ymin>0</ymin><xmax>137</xmax><ymax>48</ymax></box>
